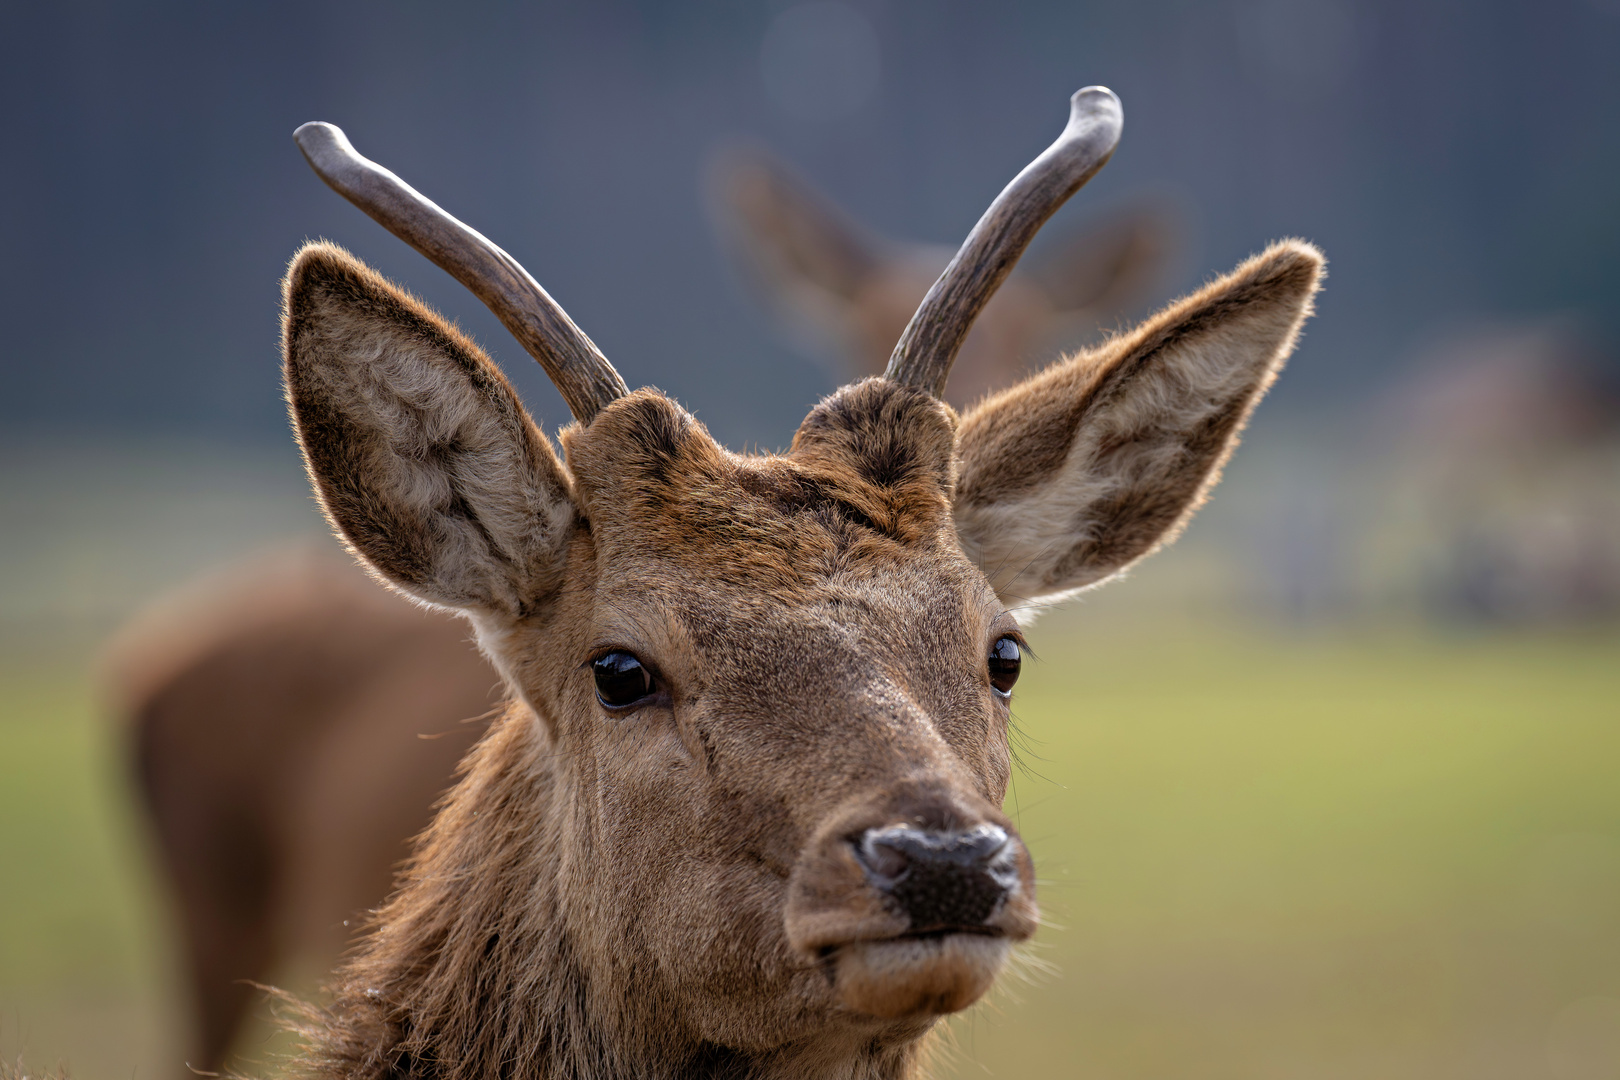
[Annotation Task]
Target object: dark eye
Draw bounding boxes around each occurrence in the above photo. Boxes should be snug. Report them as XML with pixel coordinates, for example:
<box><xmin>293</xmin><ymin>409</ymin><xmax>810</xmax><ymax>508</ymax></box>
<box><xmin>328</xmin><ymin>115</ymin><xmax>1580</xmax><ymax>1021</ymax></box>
<box><xmin>592</xmin><ymin>651</ymin><xmax>655</xmax><ymax>708</ymax></box>
<box><xmin>988</xmin><ymin>636</ymin><xmax>1021</xmax><ymax>697</ymax></box>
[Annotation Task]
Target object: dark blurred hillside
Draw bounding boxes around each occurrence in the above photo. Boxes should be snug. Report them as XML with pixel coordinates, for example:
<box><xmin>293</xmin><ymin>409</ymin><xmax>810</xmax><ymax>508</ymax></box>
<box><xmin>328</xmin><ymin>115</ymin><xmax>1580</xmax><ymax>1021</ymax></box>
<box><xmin>2</xmin><ymin>0</ymin><xmax>1617</xmax><ymax>450</ymax></box>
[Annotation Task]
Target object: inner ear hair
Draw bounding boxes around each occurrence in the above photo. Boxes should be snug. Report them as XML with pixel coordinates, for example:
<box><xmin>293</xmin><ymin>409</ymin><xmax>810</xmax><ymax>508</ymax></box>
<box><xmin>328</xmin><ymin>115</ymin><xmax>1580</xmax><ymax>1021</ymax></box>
<box><xmin>952</xmin><ymin>239</ymin><xmax>1324</xmax><ymax>608</ymax></box>
<box><xmin>283</xmin><ymin>241</ymin><xmax>577</xmax><ymax>617</ymax></box>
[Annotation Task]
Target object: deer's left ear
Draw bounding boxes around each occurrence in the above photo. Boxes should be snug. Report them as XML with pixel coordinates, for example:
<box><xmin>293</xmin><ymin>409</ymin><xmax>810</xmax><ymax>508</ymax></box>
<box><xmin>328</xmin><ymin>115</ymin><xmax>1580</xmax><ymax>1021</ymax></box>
<box><xmin>953</xmin><ymin>240</ymin><xmax>1323</xmax><ymax>609</ymax></box>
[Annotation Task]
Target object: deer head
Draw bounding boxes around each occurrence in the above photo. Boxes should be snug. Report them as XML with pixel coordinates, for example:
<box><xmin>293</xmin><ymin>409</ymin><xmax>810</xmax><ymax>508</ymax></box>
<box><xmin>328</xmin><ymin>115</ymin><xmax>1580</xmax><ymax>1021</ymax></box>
<box><xmin>713</xmin><ymin>146</ymin><xmax>1177</xmax><ymax>409</ymax></box>
<box><xmin>283</xmin><ymin>88</ymin><xmax>1321</xmax><ymax>1079</ymax></box>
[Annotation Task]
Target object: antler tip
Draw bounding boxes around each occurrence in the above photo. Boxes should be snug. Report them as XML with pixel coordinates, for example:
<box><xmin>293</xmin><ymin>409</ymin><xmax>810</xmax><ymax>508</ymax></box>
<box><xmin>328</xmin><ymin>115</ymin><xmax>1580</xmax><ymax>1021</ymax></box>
<box><xmin>1072</xmin><ymin>85</ymin><xmax>1121</xmax><ymax>111</ymax></box>
<box><xmin>883</xmin><ymin>83</ymin><xmax>1124</xmax><ymax>397</ymax></box>
<box><xmin>294</xmin><ymin>121</ymin><xmax>347</xmax><ymax>156</ymax></box>
<box><xmin>1068</xmin><ymin>86</ymin><xmax>1123</xmax><ymax>143</ymax></box>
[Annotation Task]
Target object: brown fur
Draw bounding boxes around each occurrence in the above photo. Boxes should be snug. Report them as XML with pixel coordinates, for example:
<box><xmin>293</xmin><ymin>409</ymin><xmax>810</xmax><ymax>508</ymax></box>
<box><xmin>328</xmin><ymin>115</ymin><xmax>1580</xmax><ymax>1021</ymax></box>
<box><xmin>107</xmin><ymin>178</ymin><xmax>1172</xmax><ymax>1073</ymax></box>
<box><xmin>104</xmin><ymin>547</ymin><xmax>498</xmax><ymax>1070</ymax></box>
<box><xmin>271</xmin><ymin>230</ymin><xmax>1321</xmax><ymax>1080</ymax></box>
<box><xmin>955</xmin><ymin>241</ymin><xmax>1324</xmax><ymax>608</ymax></box>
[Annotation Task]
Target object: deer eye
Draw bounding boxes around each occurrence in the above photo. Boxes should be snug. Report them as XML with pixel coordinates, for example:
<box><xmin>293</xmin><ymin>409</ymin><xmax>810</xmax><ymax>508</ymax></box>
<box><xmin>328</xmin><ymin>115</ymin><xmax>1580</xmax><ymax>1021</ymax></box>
<box><xmin>592</xmin><ymin>651</ymin><xmax>655</xmax><ymax>708</ymax></box>
<box><xmin>988</xmin><ymin>636</ymin><xmax>1021</xmax><ymax>697</ymax></box>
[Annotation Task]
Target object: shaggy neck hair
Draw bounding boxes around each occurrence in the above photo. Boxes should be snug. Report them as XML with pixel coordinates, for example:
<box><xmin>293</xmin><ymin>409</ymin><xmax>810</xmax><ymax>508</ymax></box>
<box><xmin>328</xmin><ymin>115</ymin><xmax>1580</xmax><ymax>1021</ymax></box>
<box><xmin>288</xmin><ymin>705</ymin><xmax>933</xmax><ymax>1080</ymax></box>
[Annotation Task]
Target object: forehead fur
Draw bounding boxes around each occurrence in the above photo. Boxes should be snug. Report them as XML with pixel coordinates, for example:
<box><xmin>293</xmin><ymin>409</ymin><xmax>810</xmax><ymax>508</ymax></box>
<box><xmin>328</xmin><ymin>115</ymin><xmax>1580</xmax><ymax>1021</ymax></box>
<box><xmin>561</xmin><ymin>380</ymin><xmax>961</xmax><ymax>577</ymax></box>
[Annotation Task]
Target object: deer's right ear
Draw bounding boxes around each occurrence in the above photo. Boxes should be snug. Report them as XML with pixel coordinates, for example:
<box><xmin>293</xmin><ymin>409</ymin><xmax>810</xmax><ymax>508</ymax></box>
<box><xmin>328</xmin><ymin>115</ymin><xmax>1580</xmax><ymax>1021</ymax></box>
<box><xmin>282</xmin><ymin>242</ymin><xmax>577</xmax><ymax>618</ymax></box>
<box><xmin>953</xmin><ymin>240</ymin><xmax>1324</xmax><ymax>610</ymax></box>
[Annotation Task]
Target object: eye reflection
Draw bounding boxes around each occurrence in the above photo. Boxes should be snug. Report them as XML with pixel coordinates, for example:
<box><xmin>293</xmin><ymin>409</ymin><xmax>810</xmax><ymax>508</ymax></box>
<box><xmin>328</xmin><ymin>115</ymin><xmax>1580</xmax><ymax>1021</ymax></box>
<box><xmin>988</xmin><ymin>636</ymin><xmax>1021</xmax><ymax>696</ymax></box>
<box><xmin>592</xmin><ymin>651</ymin><xmax>654</xmax><ymax>708</ymax></box>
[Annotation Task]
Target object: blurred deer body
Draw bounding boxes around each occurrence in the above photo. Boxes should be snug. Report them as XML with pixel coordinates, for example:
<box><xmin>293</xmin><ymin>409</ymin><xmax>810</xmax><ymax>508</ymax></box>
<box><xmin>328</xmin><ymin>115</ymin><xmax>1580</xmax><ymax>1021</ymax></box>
<box><xmin>114</xmin><ymin>90</ymin><xmax>1321</xmax><ymax>1079</ymax></box>
<box><xmin>1373</xmin><ymin>328</ymin><xmax>1620</xmax><ymax>621</ymax></box>
<box><xmin>106</xmin><ymin>546</ymin><xmax>498</xmax><ymax>1069</ymax></box>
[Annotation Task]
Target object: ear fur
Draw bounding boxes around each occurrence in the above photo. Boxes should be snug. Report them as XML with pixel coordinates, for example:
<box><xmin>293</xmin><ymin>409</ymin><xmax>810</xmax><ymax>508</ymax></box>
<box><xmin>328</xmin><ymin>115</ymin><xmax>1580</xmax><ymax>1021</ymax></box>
<box><xmin>282</xmin><ymin>241</ymin><xmax>577</xmax><ymax>617</ymax></box>
<box><xmin>953</xmin><ymin>239</ymin><xmax>1324</xmax><ymax>610</ymax></box>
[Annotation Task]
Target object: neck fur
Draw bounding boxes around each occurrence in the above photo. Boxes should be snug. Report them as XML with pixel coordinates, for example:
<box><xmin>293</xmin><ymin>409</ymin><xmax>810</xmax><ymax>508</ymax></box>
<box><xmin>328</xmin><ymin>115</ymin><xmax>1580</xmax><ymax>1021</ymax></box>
<box><xmin>288</xmin><ymin>705</ymin><xmax>933</xmax><ymax>1080</ymax></box>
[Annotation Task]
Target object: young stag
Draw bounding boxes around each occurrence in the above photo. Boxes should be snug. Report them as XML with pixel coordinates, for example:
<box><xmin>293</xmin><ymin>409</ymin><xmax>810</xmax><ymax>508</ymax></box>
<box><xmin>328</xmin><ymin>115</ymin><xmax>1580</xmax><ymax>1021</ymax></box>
<box><xmin>279</xmin><ymin>86</ymin><xmax>1320</xmax><ymax>1079</ymax></box>
<box><xmin>108</xmin><ymin>132</ymin><xmax>1177</xmax><ymax>1079</ymax></box>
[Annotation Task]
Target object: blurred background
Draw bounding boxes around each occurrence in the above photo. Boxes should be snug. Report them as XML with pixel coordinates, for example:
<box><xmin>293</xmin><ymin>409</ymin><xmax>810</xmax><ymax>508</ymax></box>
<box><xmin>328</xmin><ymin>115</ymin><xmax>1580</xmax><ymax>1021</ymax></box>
<box><xmin>2</xmin><ymin>1</ymin><xmax>1618</xmax><ymax>1078</ymax></box>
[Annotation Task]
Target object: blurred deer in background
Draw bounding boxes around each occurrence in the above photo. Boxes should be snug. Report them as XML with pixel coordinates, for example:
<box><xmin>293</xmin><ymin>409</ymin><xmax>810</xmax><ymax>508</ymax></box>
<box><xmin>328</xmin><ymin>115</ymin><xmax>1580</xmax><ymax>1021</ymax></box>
<box><xmin>104</xmin><ymin>91</ymin><xmax>1280</xmax><ymax>1078</ymax></box>
<box><xmin>105</xmin><ymin>547</ymin><xmax>501</xmax><ymax>1070</ymax></box>
<box><xmin>713</xmin><ymin>146</ymin><xmax>1175</xmax><ymax>410</ymax></box>
<box><xmin>1370</xmin><ymin>326</ymin><xmax>1620</xmax><ymax>621</ymax></box>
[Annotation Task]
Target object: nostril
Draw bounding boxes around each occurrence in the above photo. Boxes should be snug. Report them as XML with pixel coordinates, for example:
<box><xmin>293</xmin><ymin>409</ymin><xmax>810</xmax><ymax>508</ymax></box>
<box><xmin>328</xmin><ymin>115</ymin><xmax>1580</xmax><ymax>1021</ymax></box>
<box><xmin>953</xmin><ymin>823</ymin><xmax>1010</xmax><ymax>864</ymax></box>
<box><xmin>856</xmin><ymin>832</ymin><xmax>912</xmax><ymax>882</ymax></box>
<box><xmin>855</xmin><ymin>823</ymin><xmax>1018</xmax><ymax>885</ymax></box>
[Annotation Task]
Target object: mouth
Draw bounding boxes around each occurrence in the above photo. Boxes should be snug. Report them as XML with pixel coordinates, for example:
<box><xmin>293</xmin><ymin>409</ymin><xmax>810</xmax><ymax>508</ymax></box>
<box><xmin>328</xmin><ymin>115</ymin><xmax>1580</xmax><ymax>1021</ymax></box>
<box><xmin>888</xmin><ymin>924</ymin><xmax>1005</xmax><ymax>940</ymax></box>
<box><xmin>826</xmin><ymin>930</ymin><xmax>1013</xmax><ymax>1019</ymax></box>
<box><xmin>784</xmin><ymin>807</ymin><xmax>1039</xmax><ymax>1020</ymax></box>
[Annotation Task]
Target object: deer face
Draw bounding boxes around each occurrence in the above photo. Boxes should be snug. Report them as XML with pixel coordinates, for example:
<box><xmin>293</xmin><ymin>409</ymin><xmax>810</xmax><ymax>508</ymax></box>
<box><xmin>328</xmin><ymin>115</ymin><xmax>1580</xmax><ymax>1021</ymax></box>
<box><xmin>283</xmin><ymin>87</ymin><xmax>1322</xmax><ymax>1070</ymax></box>
<box><xmin>546</xmin><ymin>384</ymin><xmax>1036</xmax><ymax>1038</ymax></box>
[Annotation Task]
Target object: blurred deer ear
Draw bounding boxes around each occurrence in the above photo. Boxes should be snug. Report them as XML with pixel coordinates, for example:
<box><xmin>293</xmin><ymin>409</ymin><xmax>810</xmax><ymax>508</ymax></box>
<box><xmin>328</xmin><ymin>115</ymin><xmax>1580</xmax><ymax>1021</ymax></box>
<box><xmin>711</xmin><ymin>146</ymin><xmax>886</xmax><ymax>331</ymax></box>
<box><xmin>1026</xmin><ymin>202</ymin><xmax>1178</xmax><ymax>318</ymax></box>
<box><xmin>282</xmin><ymin>242</ymin><xmax>577</xmax><ymax>618</ymax></box>
<box><xmin>954</xmin><ymin>240</ymin><xmax>1324</xmax><ymax>610</ymax></box>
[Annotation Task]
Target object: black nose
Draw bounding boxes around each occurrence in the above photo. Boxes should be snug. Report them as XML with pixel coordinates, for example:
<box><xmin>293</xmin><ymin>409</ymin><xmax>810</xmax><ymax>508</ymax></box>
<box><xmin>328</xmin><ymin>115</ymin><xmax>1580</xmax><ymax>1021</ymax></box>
<box><xmin>854</xmin><ymin>823</ymin><xmax>1019</xmax><ymax>931</ymax></box>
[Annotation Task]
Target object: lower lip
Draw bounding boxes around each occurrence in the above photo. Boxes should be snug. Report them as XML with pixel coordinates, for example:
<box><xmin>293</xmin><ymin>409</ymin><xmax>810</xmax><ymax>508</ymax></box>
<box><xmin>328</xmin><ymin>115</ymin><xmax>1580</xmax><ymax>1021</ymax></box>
<box><xmin>832</xmin><ymin>933</ymin><xmax>1012</xmax><ymax>1020</ymax></box>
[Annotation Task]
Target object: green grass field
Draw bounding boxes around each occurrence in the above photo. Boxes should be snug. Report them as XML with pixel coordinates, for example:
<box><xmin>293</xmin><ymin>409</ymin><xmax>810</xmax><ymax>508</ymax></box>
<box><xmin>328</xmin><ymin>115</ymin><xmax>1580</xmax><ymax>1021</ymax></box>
<box><xmin>0</xmin><ymin>635</ymin><xmax>178</xmax><ymax>1080</ymax></box>
<box><xmin>2</xmin><ymin>615</ymin><xmax>1618</xmax><ymax>1079</ymax></box>
<box><xmin>941</xmin><ymin>618</ymin><xmax>1620</xmax><ymax>1079</ymax></box>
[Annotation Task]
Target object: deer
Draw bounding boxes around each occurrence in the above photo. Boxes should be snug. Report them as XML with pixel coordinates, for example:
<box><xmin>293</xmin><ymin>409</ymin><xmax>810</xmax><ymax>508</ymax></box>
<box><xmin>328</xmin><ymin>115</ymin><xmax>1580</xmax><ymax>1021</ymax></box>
<box><xmin>105</xmin><ymin>545</ymin><xmax>501</xmax><ymax>1072</ymax></box>
<box><xmin>713</xmin><ymin>146</ymin><xmax>1175</xmax><ymax>410</ymax></box>
<box><xmin>114</xmin><ymin>83</ymin><xmax>1322</xmax><ymax>1080</ymax></box>
<box><xmin>259</xmin><ymin>83</ymin><xmax>1322</xmax><ymax>1079</ymax></box>
<box><xmin>106</xmin><ymin>116</ymin><xmax>1180</xmax><ymax>1076</ymax></box>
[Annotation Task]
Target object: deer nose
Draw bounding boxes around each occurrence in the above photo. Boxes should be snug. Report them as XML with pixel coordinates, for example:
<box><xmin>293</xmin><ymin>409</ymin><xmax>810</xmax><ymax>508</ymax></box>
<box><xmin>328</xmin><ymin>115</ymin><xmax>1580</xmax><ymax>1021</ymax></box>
<box><xmin>854</xmin><ymin>823</ymin><xmax>1020</xmax><ymax>932</ymax></box>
